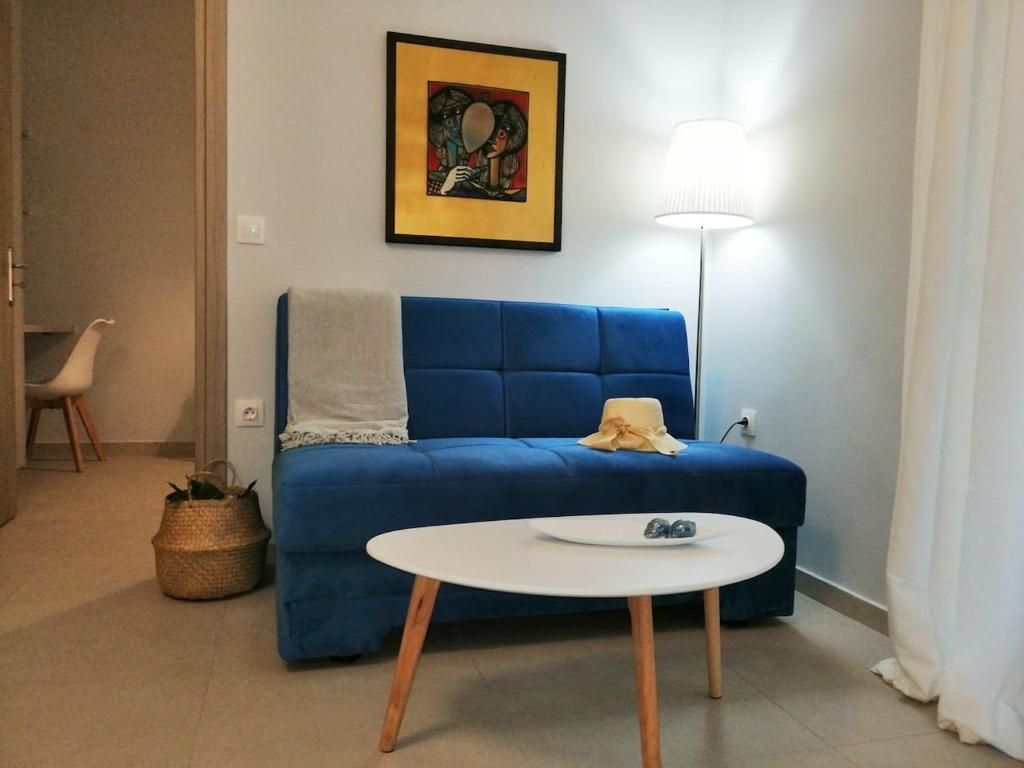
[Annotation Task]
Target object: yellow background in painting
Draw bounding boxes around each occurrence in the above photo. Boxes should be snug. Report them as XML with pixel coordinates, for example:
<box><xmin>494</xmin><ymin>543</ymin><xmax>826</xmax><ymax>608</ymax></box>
<box><xmin>393</xmin><ymin>41</ymin><xmax>559</xmax><ymax>244</ymax></box>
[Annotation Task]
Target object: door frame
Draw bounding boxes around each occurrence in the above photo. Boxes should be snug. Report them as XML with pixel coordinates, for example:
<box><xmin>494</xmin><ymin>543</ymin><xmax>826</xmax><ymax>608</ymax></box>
<box><xmin>194</xmin><ymin>0</ymin><xmax>227</xmax><ymax>470</ymax></box>
<box><xmin>1</xmin><ymin>0</ymin><xmax>20</xmax><ymax>525</ymax></box>
<box><xmin>1</xmin><ymin>0</ymin><xmax>225</xmax><ymax>526</ymax></box>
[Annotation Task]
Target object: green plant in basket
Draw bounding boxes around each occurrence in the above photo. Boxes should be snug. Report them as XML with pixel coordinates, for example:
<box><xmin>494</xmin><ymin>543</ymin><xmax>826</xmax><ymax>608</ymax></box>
<box><xmin>166</xmin><ymin>479</ymin><xmax>222</xmax><ymax>502</ymax></box>
<box><xmin>166</xmin><ymin>477</ymin><xmax>257</xmax><ymax>503</ymax></box>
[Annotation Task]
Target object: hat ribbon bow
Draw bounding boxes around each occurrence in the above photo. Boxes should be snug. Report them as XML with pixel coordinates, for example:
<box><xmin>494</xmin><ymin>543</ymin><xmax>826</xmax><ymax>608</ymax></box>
<box><xmin>578</xmin><ymin>416</ymin><xmax>682</xmax><ymax>456</ymax></box>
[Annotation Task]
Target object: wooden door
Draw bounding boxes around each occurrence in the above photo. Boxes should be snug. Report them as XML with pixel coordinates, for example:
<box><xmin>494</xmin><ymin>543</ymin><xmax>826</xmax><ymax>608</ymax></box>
<box><xmin>1</xmin><ymin>0</ymin><xmax>22</xmax><ymax>525</ymax></box>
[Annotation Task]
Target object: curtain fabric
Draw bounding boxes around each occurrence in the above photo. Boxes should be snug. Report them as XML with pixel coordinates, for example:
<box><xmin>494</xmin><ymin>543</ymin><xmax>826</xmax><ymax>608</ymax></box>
<box><xmin>874</xmin><ymin>0</ymin><xmax>1024</xmax><ymax>759</ymax></box>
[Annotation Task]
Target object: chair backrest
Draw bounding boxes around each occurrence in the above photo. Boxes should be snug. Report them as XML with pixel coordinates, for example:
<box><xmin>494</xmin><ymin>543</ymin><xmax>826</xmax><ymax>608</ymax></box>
<box><xmin>47</xmin><ymin>319</ymin><xmax>115</xmax><ymax>394</ymax></box>
<box><xmin>275</xmin><ymin>295</ymin><xmax>693</xmax><ymax>448</ymax></box>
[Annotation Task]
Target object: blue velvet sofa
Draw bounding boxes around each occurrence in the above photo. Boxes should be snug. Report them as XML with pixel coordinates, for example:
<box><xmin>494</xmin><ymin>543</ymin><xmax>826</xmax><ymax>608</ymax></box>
<box><xmin>273</xmin><ymin>295</ymin><xmax>806</xmax><ymax>661</ymax></box>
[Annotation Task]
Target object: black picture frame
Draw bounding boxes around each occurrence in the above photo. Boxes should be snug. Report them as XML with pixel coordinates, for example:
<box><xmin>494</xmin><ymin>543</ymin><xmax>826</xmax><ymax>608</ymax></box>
<box><xmin>385</xmin><ymin>31</ymin><xmax>566</xmax><ymax>252</ymax></box>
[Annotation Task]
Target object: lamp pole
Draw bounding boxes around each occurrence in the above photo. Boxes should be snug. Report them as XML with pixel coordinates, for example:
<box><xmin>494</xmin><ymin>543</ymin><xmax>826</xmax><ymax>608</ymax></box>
<box><xmin>694</xmin><ymin>226</ymin><xmax>705</xmax><ymax>440</ymax></box>
<box><xmin>654</xmin><ymin>119</ymin><xmax>753</xmax><ymax>442</ymax></box>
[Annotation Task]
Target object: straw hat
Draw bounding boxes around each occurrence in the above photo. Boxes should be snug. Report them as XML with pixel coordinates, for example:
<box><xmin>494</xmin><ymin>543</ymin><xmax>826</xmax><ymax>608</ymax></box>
<box><xmin>578</xmin><ymin>398</ymin><xmax>686</xmax><ymax>456</ymax></box>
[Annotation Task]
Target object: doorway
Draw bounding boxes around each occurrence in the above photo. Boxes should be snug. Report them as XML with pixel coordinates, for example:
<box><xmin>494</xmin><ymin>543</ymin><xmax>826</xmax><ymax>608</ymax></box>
<box><xmin>0</xmin><ymin>0</ymin><xmax>225</xmax><ymax>525</ymax></box>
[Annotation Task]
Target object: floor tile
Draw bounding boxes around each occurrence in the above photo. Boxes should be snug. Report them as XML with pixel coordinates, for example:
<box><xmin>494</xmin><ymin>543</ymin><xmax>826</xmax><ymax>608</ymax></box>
<box><xmin>210</xmin><ymin>572</ymin><xmax>279</xmax><ymax>675</ymax></box>
<box><xmin>839</xmin><ymin>731</ymin><xmax>1023</xmax><ymax>767</ymax></box>
<box><xmin>6</xmin><ymin>456</ymin><xmax>1020</xmax><ymax>768</ymax></box>
<box><xmin>191</xmin><ymin>645</ymin><xmax>492</xmax><ymax>767</ymax></box>
<box><xmin>0</xmin><ymin>582</ymin><xmax>225</xmax><ymax>685</ymax></box>
<box><xmin>772</xmin><ymin>680</ymin><xmax>937</xmax><ymax>746</ymax></box>
<box><xmin>0</xmin><ymin>666</ymin><xmax>208</xmax><ymax>768</ymax></box>
<box><xmin>725</xmin><ymin>639</ymin><xmax>869</xmax><ymax>697</ymax></box>
<box><xmin>663</xmin><ymin>697</ymin><xmax>828</xmax><ymax>765</ymax></box>
<box><xmin>698</xmin><ymin>747</ymin><xmax>857</xmax><ymax>767</ymax></box>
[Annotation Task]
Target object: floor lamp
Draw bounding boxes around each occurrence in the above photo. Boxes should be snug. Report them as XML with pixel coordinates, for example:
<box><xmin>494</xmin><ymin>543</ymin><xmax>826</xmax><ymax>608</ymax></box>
<box><xmin>655</xmin><ymin>119</ymin><xmax>754</xmax><ymax>440</ymax></box>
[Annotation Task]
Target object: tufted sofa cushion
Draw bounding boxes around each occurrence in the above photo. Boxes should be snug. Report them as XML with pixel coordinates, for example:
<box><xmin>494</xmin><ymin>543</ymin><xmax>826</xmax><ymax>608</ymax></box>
<box><xmin>272</xmin><ymin>437</ymin><xmax>805</xmax><ymax>551</ymax></box>
<box><xmin>275</xmin><ymin>295</ymin><xmax>696</xmax><ymax>444</ymax></box>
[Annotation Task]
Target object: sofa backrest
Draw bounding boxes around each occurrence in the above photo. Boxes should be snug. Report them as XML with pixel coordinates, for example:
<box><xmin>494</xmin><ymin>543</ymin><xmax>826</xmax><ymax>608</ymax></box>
<box><xmin>275</xmin><ymin>294</ymin><xmax>694</xmax><ymax>445</ymax></box>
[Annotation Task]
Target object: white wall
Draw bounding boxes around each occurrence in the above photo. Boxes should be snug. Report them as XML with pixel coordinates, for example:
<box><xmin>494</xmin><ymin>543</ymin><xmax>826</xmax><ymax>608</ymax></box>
<box><xmin>227</xmin><ymin>0</ymin><xmax>727</xmax><ymax>513</ymax></box>
<box><xmin>227</xmin><ymin>0</ymin><xmax>923</xmax><ymax>610</ymax></box>
<box><xmin>705</xmin><ymin>0</ymin><xmax>922</xmax><ymax>605</ymax></box>
<box><xmin>22</xmin><ymin>0</ymin><xmax>195</xmax><ymax>446</ymax></box>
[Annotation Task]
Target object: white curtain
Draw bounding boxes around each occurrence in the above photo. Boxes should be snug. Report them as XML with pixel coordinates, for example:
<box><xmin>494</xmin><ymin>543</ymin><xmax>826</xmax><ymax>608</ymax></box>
<box><xmin>873</xmin><ymin>0</ymin><xmax>1024</xmax><ymax>759</ymax></box>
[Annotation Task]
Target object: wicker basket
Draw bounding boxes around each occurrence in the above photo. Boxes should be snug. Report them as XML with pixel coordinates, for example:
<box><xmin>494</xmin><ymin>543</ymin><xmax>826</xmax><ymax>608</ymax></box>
<box><xmin>152</xmin><ymin>460</ymin><xmax>270</xmax><ymax>600</ymax></box>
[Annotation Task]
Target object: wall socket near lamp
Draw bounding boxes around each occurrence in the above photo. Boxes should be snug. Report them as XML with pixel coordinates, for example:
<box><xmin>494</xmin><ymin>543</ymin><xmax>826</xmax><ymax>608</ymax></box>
<box><xmin>740</xmin><ymin>408</ymin><xmax>758</xmax><ymax>437</ymax></box>
<box><xmin>235</xmin><ymin>398</ymin><xmax>265</xmax><ymax>427</ymax></box>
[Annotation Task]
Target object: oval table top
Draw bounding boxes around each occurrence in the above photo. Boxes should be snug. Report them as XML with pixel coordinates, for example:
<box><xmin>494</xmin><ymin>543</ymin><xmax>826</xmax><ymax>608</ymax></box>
<box><xmin>366</xmin><ymin>513</ymin><xmax>784</xmax><ymax>598</ymax></box>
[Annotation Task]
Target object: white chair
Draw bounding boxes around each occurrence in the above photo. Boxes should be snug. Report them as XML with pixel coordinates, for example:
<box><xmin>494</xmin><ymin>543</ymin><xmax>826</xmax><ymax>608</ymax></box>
<box><xmin>26</xmin><ymin>319</ymin><xmax>115</xmax><ymax>472</ymax></box>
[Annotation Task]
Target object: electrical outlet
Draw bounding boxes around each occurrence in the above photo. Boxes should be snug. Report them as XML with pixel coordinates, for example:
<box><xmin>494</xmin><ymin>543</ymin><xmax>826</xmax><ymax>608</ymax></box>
<box><xmin>235</xmin><ymin>398</ymin><xmax>265</xmax><ymax>427</ymax></box>
<box><xmin>740</xmin><ymin>408</ymin><xmax>758</xmax><ymax>437</ymax></box>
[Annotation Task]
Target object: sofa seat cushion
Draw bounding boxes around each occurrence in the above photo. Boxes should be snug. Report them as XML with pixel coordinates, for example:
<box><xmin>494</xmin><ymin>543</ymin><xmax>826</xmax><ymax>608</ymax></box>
<box><xmin>519</xmin><ymin>438</ymin><xmax>800</xmax><ymax>477</ymax></box>
<box><xmin>273</xmin><ymin>438</ymin><xmax>806</xmax><ymax>552</ymax></box>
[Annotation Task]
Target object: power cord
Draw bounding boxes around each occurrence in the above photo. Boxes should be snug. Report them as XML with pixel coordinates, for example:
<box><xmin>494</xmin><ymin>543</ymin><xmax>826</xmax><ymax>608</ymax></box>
<box><xmin>718</xmin><ymin>417</ymin><xmax>749</xmax><ymax>443</ymax></box>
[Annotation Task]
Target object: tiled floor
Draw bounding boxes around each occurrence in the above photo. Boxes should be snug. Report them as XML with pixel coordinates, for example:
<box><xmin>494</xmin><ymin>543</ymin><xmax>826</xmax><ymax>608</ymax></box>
<box><xmin>2</xmin><ymin>455</ymin><xmax>1019</xmax><ymax>767</ymax></box>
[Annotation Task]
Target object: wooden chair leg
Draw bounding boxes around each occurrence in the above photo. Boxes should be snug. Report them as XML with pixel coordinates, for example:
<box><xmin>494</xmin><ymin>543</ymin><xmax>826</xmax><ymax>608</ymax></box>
<box><xmin>74</xmin><ymin>396</ymin><xmax>106</xmax><ymax>461</ymax></box>
<box><xmin>26</xmin><ymin>407</ymin><xmax>41</xmax><ymax>460</ymax></box>
<box><xmin>60</xmin><ymin>395</ymin><xmax>85</xmax><ymax>472</ymax></box>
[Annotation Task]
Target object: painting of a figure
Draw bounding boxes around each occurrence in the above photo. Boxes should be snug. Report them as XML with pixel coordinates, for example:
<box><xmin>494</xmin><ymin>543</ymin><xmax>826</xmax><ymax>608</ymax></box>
<box><xmin>427</xmin><ymin>82</ymin><xmax>529</xmax><ymax>202</ymax></box>
<box><xmin>387</xmin><ymin>32</ymin><xmax>564</xmax><ymax>250</ymax></box>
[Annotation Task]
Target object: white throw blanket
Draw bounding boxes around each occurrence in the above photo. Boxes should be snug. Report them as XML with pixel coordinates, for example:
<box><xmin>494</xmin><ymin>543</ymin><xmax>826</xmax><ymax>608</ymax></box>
<box><xmin>279</xmin><ymin>287</ymin><xmax>410</xmax><ymax>450</ymax></box>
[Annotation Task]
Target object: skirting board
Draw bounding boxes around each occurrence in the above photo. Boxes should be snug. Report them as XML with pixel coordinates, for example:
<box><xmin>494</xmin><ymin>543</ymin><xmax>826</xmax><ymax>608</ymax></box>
<box><xmin>29</xmin><ymin>442</ymin><xmax>195</xmax><ymax>460</ymax></box>
<box><xmin>796</xmin><ymin>567</ymin><xmax>889</xmax><ymax>636</ymax></box>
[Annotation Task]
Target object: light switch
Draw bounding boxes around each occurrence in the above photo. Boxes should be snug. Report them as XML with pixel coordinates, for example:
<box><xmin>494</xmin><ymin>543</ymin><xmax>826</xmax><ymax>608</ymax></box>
<box><xmin>236</xmin><ymin>214</ymin><xmax>266</xmax><ymax>244</ymax></box>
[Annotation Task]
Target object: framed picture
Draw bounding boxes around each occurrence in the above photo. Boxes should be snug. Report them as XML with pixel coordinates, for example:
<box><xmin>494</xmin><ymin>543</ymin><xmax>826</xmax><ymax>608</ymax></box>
<box><xmin>386</xmin><ymin>32</ymin><xmax>566</xmax><ymax>251</ymax></box>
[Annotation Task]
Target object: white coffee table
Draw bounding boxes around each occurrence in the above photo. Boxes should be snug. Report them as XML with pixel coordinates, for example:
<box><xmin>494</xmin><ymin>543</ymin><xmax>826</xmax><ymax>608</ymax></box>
<box><xmin>367</xmin><ymin>512</ymin><xmax>783</xmax><ymax>768</ymax></box>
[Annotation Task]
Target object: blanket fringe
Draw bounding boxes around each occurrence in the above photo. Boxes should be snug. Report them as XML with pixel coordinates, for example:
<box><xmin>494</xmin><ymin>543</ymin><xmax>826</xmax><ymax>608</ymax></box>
<box><xmin>279</xmin><ymin>428</ymin><xmax>410</xmax><ymax>451</ymax></box>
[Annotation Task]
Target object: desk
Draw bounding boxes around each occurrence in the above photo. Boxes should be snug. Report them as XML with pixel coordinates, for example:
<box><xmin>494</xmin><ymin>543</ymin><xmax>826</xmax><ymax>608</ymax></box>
<box><xmin>24</xmin><ymin>323</ymin><xmax>75</xmax><ymax>335</ymax></box>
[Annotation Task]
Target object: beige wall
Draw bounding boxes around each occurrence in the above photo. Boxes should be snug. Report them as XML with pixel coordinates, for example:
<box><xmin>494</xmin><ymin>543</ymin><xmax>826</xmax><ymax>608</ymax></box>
<box><xmin>226</xmin><ymin>0</ymin><xmax>924</xmax><ymax>610</ymax></box>
<box><xmin>21</xmin><ymin>0</ymin><xmax>195</xmax><ymax>445</ymax></box>
<box><xmin>226</xmin><ymin>0</ymin><xmax>728</xmax><ymax>519</ymax></box>
<box><xmin>705</xmin><ymin>0</ymin><xmax>922</xmax><ymax>606</ymax></box>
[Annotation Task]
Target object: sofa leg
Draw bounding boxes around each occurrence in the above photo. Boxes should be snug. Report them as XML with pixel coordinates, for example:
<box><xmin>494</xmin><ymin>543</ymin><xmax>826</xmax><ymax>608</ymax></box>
<box><xmin>329</xmin><ymin>654</ymin><xmax>363</xmax><ymax>664</ymax></box>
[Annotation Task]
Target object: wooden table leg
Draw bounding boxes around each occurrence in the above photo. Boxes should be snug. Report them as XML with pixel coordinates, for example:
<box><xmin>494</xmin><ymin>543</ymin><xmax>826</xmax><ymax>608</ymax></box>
<box><xmin>703</xmin><ymin>587</ymin><xmax>722</xmax><ymax>699</ymax></box>
<box><xmin>628</xmin><ymin>595</ymin><xmax>661</xmax><ymax>768</ymax></box>
<box><xmin>379</xmin><ymin>575</ymin><xmax>441</xmax><ymax>753</ymax></box>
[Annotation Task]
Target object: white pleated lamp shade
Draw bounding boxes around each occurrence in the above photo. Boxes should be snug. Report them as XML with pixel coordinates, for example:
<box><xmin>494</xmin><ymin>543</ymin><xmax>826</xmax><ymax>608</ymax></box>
<box><xmin>655</xmin><ymin>119</ymin><xmax>754</xmax><ymax>230</ymax></box>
